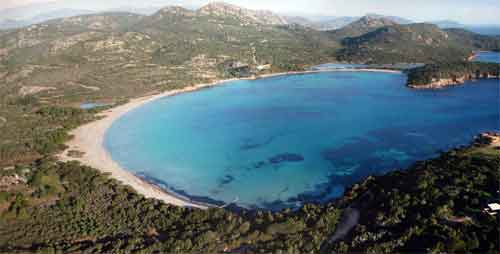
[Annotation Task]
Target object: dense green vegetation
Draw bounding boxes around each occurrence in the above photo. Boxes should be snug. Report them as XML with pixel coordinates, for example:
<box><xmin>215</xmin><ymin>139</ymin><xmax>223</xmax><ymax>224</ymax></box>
<box><xmin>1</xmin><ymin>138</ymin><xmax>498</xmax><ymax>253</ymax></box>
<box><xmin>407</xmin><ymin>62</ymin><xmax>500</xmax><ymax>87</ymax></box>
<box><xmin>0</xmin><ymin>3</ymin><xmax>500</xmax><ymax>253</ymax></box>
<box><xmin>328</xmin><ymin>143</ymin><xmax>500</xmax><ymax>253</ymax></box>
<box><xmin>0</xmin><ymin>159</ymin><xmax>342</xmax><ymax>253</ymax></box>
<box><xmin>328</xmin><ymin>16</ymin><xmax>398</xmax><ymax>41</ymax></box>
<box><xmin>0</xmin><ymin>5</ymin><xmax>499</xmax><ymax>164</ymax></box>
<box><xmin>336</xmin><ymin>23</ymin><xmax>498</xmax><ymax>64</ymax></box>
<box><xmin>0</xmin><ymin>6</ymin><xmax>341</xmax><ymax>164</ymax></box>
<box><xmin>0</xmin><ymin>97</ymin><xmax>97</xmax><ymax>166</ymax></box>
<box><xmin>445</xmin><ymin>28</ymin><xmax>500</xmax><ymax>51</ymax></box>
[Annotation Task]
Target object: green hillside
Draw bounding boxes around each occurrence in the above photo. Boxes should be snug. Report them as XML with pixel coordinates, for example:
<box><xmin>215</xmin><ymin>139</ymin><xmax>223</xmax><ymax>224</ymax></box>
<box><xmin>1</xmin><ymin>2</ymin><xmax>499</xmax><ymax>168</ymax></box>
<box><xmin>336</xmin><ymin>23</ymin><xmax>482</xmax><ymax>63</ymax></box>
<box><xmin>407</xmin><ymin>62</ymin><xmax>500</xmax><ymax>87</ymax></box>
<box><xmin>0</xmin><ymin>6</ymin><xmax>340</xmax><ymax>165</ymax></box>
<box><xmin>0</xmin><ymin>3</ymin><xmax>499</xmax><ymax>253</ymax></box>
<box><xmin>329</xmin><ymin>15</ymin><xmax>398</xmax><ymax>39</ymax></box>
<box><xmin>1</xmin><ymin>135</ymin><xmax>498</xmax><ymax>253</ymax></box>
<box><xmin>445</xmin><ymin>28</ymin><xmax>500</xmax><ymax>50</ymax></box>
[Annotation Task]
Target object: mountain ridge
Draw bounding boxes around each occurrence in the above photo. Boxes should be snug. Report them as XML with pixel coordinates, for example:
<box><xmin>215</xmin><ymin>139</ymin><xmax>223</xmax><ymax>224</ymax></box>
<box><xmin>329</xmin><ymin>15</ymin><xmax>399</xmax><ymax>39</ymax></box>
<box><xmin>197</xmin><ymin>2</ymin><xmax>288</xmax><ymax>25</ymax></box>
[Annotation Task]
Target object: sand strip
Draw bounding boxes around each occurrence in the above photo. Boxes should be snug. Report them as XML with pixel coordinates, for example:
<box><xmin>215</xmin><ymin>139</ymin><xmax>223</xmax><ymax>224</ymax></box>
<box><xmin>59</xmin><ymin>68</ymin><xmax>402</xmax><ymax>209</ymax></box>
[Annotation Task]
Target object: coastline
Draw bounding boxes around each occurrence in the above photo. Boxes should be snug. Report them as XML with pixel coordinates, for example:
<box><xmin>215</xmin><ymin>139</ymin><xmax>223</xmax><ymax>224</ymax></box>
<box><xmin>58</xmin><ymin>68</ymin><xmax>402</xmax><ymax>209</ymax></box>
<box><xmin>408</xmin><ymin>75</ymin><xmax>499</xmax><ymax>89</ymax></box>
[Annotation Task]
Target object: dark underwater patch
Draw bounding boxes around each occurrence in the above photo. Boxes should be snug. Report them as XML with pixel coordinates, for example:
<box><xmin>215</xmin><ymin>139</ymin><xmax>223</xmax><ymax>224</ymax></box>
<box><xmin>268</xmin><ymin>153</ymin><xmax>304</xmax><ymax>164</ymax></box>
<box><xmin>136</xmin><ymin>172</ymin><xmax>226</xmax><ymax>207</ymax></box>
<box><xmin>218</xmin><ymin>174</ymin><xmax>235</xmax><ymax>186</ymax></box>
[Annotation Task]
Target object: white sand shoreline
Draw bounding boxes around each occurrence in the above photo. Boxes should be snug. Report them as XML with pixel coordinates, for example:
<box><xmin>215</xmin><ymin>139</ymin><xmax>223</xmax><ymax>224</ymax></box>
<box><xmin>59</xmin><ymin>68</ymin><xmax>402</xmax><ymax>209</ymax></box>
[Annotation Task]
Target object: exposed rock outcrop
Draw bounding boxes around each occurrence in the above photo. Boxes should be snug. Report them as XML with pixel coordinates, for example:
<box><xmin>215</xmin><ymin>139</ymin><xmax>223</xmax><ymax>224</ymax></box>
<box><xmin>408</xmin><ymin>75</ymin><xmax>498</xmax><ymax>89</ymax></box>
<box><xmin>198</xmin><ymin>2</ymin><xmax>288</xmax><ymax>25</ymax></box>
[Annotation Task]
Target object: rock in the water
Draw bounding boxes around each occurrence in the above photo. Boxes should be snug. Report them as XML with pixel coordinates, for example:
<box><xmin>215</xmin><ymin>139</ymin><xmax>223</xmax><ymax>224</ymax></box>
<box><xmin>269</xmin><ymin>153</ymin><xmax>304</xmax><ymax>164</ymax></box>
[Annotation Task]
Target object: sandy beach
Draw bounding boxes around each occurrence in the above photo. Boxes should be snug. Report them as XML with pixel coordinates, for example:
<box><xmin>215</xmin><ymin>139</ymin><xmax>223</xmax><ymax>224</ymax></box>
<box><xmin>59</xmin><ymin>68</ymin><xmax>402</xmax><ymax>209</ymax></box>
<box><xmin>58</xmin><ymin>78</ymin><xmax>247</xmax><ymax>209</ymax></box>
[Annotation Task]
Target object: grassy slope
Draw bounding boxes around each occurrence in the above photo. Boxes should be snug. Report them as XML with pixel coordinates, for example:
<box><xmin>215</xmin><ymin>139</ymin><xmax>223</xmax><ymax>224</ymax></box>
<box><xmin>0</xmin><ymin>8</ymin><xmax>499</xmax><ymax>254</ymax></box>
<box><xmin>0</xmin><ymin>9</ymin><xmax>339</xmax><ymax>165</ymax></box>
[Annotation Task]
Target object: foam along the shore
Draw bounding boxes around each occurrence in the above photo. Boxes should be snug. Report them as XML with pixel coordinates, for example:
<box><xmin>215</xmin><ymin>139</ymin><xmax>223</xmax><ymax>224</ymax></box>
<box><xmin>59</xmin><ymin>68</ymin><xmax>402</xmax><ymax>209</ymax></box>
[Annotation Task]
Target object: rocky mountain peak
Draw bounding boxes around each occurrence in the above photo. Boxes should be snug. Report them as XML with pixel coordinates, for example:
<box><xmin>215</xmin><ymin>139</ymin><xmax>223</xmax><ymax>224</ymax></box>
<box><xmin>156</xmin><ymin>6</ymin><xmax>193</xmax><ymax>15</ymax></box>
<box><xmin>355</xmin><ymin>15</ymin><xmax>398</xmax><ymax>28</ymax></box>
<box><xmin>198</xmin><ymin>2</ymin><xmax>287</xmax><ymax>25</ymax></box>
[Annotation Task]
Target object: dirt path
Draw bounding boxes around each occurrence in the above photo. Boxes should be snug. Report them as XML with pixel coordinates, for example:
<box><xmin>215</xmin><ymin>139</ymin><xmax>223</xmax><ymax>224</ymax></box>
<box><xmin>321</xmin><ymin>207</ymin><xmax>360</xmax><ymax>251</ymax></box>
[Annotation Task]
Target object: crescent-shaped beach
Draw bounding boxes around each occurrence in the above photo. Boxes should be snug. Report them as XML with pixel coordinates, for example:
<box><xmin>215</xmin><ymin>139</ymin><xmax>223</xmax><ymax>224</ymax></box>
<box><xmin>58</xmin><ymin>69</ymin><xmax>402</xmax><ymax>208</ymax></box>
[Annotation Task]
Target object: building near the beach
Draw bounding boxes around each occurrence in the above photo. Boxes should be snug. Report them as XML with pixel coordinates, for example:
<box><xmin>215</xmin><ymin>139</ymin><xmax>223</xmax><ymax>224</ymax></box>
<box><xmin>257</xmin><ymin>64</ymin><xmax>271</xmax><ymax>71</ymax></box>
<box><xmin>484</xmin><ymin>203</ymin><xmax>500</xmax><ymax>216</ymax></box>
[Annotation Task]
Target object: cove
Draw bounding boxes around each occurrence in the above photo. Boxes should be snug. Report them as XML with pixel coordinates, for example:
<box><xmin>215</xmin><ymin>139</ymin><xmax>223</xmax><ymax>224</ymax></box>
<box><xmin>473</xmin><ymin>51</ymin><xmax>500</xmax><ymax>63</ymax></box>
<box><xmin>105</xmin><ymin>71</ymin><xmax>499</xmax><ymax>210</ymax></box>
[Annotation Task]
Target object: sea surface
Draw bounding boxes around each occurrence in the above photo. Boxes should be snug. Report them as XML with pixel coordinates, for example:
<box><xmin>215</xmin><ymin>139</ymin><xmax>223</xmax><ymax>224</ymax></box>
<box><xmin>106</xmin><ymin>71</ymin><xmax>499</xmax><ymax>210</ymax></box>
<box><xmin>473</xmin><ymin>51</ymin><xmax>500</xmax><ymax>63</ymax></box>
<box><xmin>311</xmin><ymin>63</ymin><xmax>367</xmax><ymax>70</ymax></box>
<box><xmin>80</xmin><ymin>102</ymin><xmax>107</xmax><ymax>109</ymax></box>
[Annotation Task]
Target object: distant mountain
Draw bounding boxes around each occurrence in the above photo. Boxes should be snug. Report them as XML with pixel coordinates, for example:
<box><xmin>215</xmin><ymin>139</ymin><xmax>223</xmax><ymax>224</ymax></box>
<box><xmin>0</xmin><ymin>0</ymin><xmax>498</xmax><ymax>85</ymax></box>
<box><xmin>30</xmin><ymin>9</ymin><xmax>96</xmax><ymax>22</ymax></box>
<box><xmin>285</xmin><ymin>14</ymin><xmax>412</xmax><ymax>31</ymax></box>
<box><xmin>445</xmin><ymin>28</ymin><xmax>500</xmax><ymax>50</ymax></box>
<box><xmin>365</xmin><ymin>13</ymin><xmax>413</xmax><ymax>24</ymax></box>
<box><xmin>0</xmin><ymin>19</ymin><xmax>30</xmax><ymax>30</ymax></box>
<box><xmin>0</xmin><ymin>8</ymin><xmax>96</xmax><ymax>30</ymax></box>
<box><xmin>107</xmin><ymin>6</ymin><xmax>165</xmax><ymax>16</ymax></box>
<box><xmin>431</xmin><ymin>20</ymin><xmax>500</xmax><ymax>36</ymax></box>
<box><xmin>466</xmin><ymin>25</ymin><xmax>500</xmax><ymax>36</ymax></box>
<box><xmin>329</xmin><ymin>16</ymin><xmax>399</xmax><ymax>39</ymax></box>
<box><xmin>197</xmin><ymin>2</ymin><xmax>288</xmax><ymax>25</ymax></box>
<box><xmin>0</xmin><ymin>5</ymin><xmax>181</xmax><ymax>30</ymax></box>
<box><xmin>432</xmin><ymin>20</ymin><xmax>465</xmax><ymax>29</ymax></box>
<box><xmin>313</xmin><ymin>16</ymin><xmax>359</xmax><ymax>31</ymax></box>
<box><xmin>44</xmin><ymin>12</ymin><xmax>146</xmax><ymax>31</ymax></box>
<box><xmin>336</xmin><ymin>23</ymin><xmax>500</xmax><ymax>63</ymax></box>
<box><xmin>0</xmin><ymin>2</ymin><xmax>338</xmax><ymax>99</ymax></box>
<box><xmin>283</xmin><ymin>16</ymin><xmax>358</xmax><ymax>30</ymax></box>
<box><xmin>0</xmin><ymin>2</ymin><xmax>61</xmax><ymax>20</ymax></box>
<box><xmin>283</xmin><ymin>16</ymin><xmax>315</xmax><ymax>27</ymax></box>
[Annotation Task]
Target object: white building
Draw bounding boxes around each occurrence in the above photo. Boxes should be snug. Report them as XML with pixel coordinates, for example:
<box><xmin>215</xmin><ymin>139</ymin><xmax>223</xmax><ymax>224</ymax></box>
<box><xmin>484</xmin><ymin>203</ymin><xmax>500</xmax><ymax>216</ymax></box>
<box><xmin>257</xmin><ymin>64</ymin><xmax>272</xmax><ymax>71</ymax></box>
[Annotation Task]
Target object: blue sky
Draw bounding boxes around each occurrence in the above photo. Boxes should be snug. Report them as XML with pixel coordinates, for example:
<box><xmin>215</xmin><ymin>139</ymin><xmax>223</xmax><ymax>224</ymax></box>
<box><xmin>3</xmin><ymin>0</ymin><xmax>500</xmax><ymax>24</ymax></box>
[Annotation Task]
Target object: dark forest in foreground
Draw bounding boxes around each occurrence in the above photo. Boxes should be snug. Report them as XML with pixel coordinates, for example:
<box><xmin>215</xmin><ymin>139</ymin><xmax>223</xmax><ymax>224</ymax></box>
<box><xmin>0</xmin><ymin>2</ymin><xmax>499</xmax><ymax>253</ymax></box>
<box><xmin>1</xmin><ymin>135</ymin><xmax>499</xmax><ymax>253</ymax></box>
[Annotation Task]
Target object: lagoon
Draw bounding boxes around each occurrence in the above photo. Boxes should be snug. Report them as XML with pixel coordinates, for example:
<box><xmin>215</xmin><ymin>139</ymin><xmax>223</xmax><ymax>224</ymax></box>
<box><xmin>105</xmin><ymin>71</ymin><xmax>499</xmax><ymax>210</ymax></box>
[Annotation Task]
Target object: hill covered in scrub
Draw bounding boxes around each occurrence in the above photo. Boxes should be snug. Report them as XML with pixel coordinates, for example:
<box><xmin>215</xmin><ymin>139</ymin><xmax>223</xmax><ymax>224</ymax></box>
<box><xmin>1</xmin><ymin>135</ymin><xmax>498</xmax><ymax>253</ymax></box>
<box><xmin>0</xmin><ymin>2</ymin><xmax>500</xmax><ymax>253</ymax></box>
<box><xmin>329</xmin><ymin>15</ymin><xmax>399</xmax><ymax>39</ymax></box>
<box><xmin>336</xmin><ymin>23</ymin><xmax>500</xmax><ymax>63</ymax></box>
<box><xmin>407</xmin><ymin>62</ymin><xmax>500</xmax><ymax>88</ymax></box>
<box><xmin>0</xmin><ymin>3</ymin><xmax>339</xmax><ymax>165</ymax></box>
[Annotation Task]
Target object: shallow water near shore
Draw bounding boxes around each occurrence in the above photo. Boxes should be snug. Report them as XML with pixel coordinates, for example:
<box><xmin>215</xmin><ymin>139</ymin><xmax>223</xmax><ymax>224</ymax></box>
<box><xmin>106</xmin><ymin>71</ymin><xmax>499</xmax><ymax>210</ymax></box>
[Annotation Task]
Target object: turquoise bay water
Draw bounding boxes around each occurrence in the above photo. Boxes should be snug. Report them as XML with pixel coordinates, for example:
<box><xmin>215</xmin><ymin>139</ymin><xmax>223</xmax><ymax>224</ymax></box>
<box><xmin>311</xmin><ymin>63</ymin><xmax>367</xmax><ymax>70</ymax></box>
<box><xmin>473</xmin><ymin>51</ymin><xmax>500</xmax><ymax>63</ymax></box>
<box><xmin>80</xmin><ymin>102</ymin><xmax>107</xmax><ymax>109</ymax></box>
<box><xmin>106</xmin><ymin>71</ymin><xmax>499</xmax><ymax>209</ymax></box>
